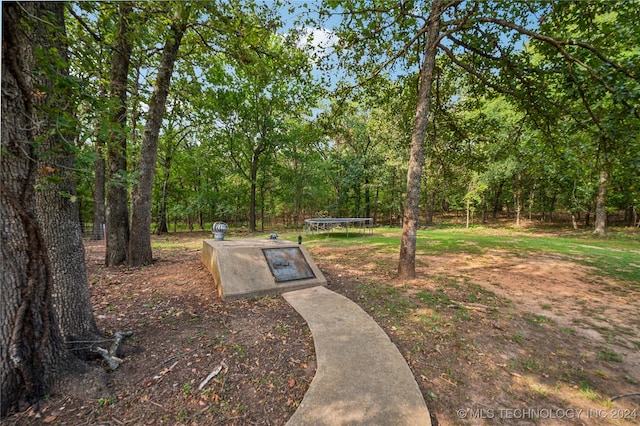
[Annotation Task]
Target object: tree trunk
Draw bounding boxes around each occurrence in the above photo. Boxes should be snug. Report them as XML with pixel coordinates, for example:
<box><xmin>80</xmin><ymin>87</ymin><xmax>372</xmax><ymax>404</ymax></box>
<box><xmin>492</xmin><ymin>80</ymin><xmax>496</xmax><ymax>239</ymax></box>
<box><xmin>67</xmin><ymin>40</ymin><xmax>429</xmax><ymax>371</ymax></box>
<box><xmin>514</xmin><ymin>172</ymin><xmax>522</xmax><ymax>226</ymax></box>
<box><xmin>249</xmin><ymin>143</ymin><xmax>264</xmax><ymax>232</ymax></box>
<box><xmin>493</xmin><ymin>180</ymin><xmax>504</xmax><ymax>218</ymax></box>
<box><xmin>92</xmin><ymin>144</ymin><xmax>106</xmax><ymax>240</ymax></box>
<box><xmin>156</xmin><ymin>130</ymin><xmax>188</xmax><ymax>235</ymax></box>
<box><xmin>1</xmin><ymin>2</ymin><xmax>71</xmax><ymax>415</ymax></box>
<box><xmin>260</xmin><ymin>183</ymin><xmax>265</xmax><ymax>232</ymax></box>
<box><xmin>398</xmin><ymin>2</ymin><xmax>442</xmax><ymax>279</ymax></box>
<box><xmin>105</xmin><ymin>3</ymin><xmax>133</xmax><ymax>266</ymax></box>
<box><xmin>364</xmin><ymin>175</ymin><xmax>371</xmax><ymax>219</ymax></box>
<box><xmin>593</xmin><ymin>168</ymin><xmax>608</xmax><ymax>235</ymax></box>
<box><xmin>129</xmin><ymin>7</ymin><xmax>189</xmax><ymax>265</ymax></box>
<box><xmin>373</xmin><ymin>187</ymin><xmax>379</xmax><ymax>226</ymax></box>
<box><xmin>426</xmin><ymin>188</ymin><xmax>436</xmax><ymax>226</ymax></box>
<box><xmin>528</xmin><ymin>183</ymin><xmax>536</xmax><ymax>221</ymax></box>
<box><xmin>30</xmin><ymin>0</ymin><xmax>102</xmax><ymax>350</ymax></box>
<box><xmin>157</xmin><ymin>168</ymin><xmax>170</xmax><ymax>234</ymax></box>
<box><xmin>250</xmin><ymin>162</ymin><xmax>258</xmax><ymax>232</ymax></box>
<box><xmin>92</xmin><ymin>87</ymin><xmax>107</xmax><ymax>241</ymax></box>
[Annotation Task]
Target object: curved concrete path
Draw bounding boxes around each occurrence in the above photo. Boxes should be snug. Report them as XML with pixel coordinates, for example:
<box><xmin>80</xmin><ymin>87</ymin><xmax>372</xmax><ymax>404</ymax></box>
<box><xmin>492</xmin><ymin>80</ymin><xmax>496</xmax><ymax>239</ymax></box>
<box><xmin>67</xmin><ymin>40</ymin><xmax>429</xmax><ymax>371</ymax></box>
<box><xmin>283</xmin><ymin>286</ymin><xmax>431</xmax><ymax>426</ymax></box>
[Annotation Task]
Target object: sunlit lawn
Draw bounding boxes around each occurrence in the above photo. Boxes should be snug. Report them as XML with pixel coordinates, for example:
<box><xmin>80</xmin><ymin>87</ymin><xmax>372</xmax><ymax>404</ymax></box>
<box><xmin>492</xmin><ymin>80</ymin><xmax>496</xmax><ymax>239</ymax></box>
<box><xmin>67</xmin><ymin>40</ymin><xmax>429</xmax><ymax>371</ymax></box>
<box><xmin>275</xmin><ymin>225</ymin><xmax>640</xmax><ymax>286</ymax></box>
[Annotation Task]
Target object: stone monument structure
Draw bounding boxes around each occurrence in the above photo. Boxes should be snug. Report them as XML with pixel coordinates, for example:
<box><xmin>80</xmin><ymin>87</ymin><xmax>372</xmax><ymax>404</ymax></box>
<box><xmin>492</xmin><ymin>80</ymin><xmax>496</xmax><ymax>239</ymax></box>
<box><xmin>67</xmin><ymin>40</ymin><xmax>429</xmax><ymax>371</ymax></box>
<box><xmin>201</xmin><ymin>237</ymin><xmax>327</xmax><ymax>301</ymax></box>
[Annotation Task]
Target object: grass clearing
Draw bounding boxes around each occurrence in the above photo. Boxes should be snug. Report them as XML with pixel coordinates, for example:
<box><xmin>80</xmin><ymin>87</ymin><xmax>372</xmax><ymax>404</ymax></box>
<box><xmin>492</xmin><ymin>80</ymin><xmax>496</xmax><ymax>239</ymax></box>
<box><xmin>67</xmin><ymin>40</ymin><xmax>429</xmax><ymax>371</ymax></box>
<box><xmin>75</xmin><ymin>227</ymin><xmax>638</xmax><ymax>426</ymax></box>
<box><xmin>298</xmin><ymin>225</ymin><xmax>639</xmax><ymax>285</ymax></box>
<box><xmin>296</xmin><ymin>225</ymin><xmax>639</xmax><ymax>424</ymax></box>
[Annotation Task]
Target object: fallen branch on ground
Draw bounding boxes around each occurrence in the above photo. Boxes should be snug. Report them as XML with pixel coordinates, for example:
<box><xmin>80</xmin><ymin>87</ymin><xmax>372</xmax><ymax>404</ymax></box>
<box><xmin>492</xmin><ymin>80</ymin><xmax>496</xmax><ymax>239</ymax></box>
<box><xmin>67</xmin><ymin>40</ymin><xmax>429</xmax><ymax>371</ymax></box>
<box><xmin>448</xmin><ymin>300</ymin><xmax>491</xmax><ymax>312</ymax></box>
<box><xmin>199</xmin><ymin>360</ymin><xmax>228</xmax><ymax>390</ymax></box>
<box><xmin>611</xmin><ymin>392</ymin><xmax>640</xmax><ymax>401</ymax></box>
<box><xmin>96</xmin><ymin>331</ymin><xmax>133</xmax><ymax>370</ymax></box>
<box><xmin>154</xmin><ymin>361</ymin><xmax>179</xmax><ymax>380</ymax></box>
<box><xmin>96</xmin><ymin>347</ymin><xmax>123</xmax><ymax>370</ymax></box>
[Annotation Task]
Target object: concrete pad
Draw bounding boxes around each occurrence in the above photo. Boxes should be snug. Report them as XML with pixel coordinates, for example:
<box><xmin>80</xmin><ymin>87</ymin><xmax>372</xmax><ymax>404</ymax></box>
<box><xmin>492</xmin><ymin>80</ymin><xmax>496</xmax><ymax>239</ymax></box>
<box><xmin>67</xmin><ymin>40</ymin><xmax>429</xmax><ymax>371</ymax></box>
<box><xmin>283</xmin><ymin>286</ymin><xmax>431</xmax><ymax>426</ymax></box>
<box><xmin>201</xmin><ymin>238</ymin><xmax>326</xmax><ymax>301</ymax></box>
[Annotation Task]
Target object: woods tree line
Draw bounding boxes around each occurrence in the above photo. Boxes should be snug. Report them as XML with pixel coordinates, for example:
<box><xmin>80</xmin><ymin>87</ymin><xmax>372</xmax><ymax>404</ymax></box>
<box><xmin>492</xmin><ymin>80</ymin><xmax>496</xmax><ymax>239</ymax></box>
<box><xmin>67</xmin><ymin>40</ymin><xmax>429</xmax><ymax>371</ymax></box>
<box><xmin>1</xmin><ymin>0</ymin><xmax>638</xmax><ymax>416</ymax></box>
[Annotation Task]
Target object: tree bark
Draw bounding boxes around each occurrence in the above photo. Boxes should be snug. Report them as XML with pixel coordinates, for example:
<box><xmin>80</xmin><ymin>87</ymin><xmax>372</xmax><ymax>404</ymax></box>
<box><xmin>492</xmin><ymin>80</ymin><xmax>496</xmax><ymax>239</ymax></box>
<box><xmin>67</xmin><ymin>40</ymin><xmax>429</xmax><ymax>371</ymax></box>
<box><xmin>129</xmin><ymin>6</ymin><xmax>189</xmax><ymax>265</ymax></box>
<box><xmin>250</xmin><ymin>152</ymin><xmax>259</xmax><ymax>232</ymax></box>
<box><xmin>1</xmin><ymin>2</ymin><xmax>71</xmax><ymax>415</ymax></box>
<box><xmin>157</xmin><ymin>167</ymin><xmax>171</xmax><ymax>234</ymax></box>
<box><xmin>593</xmin><ymin>168</ymin><xmax>608</xmax><ymax>235</ymax></box>
<box><xmin>92</xmin><ymin>144</ymin><xmax>106</xmax><ymax>240</ymax></box>
<box><xmin>398</xmin><ymin>1</ymin><xmax>442</xmax><ymax>279</ymax></box>
<box><xmin>30</xmin><ymin>0</ymin><xmax>102</xmax><ymax>350</ymax></box>
<box><xmin>493</xmin><ymin>180</ymin><xmax>504</xmax><ymax>218</ymax></box>
<box><xmin>105</xmin><ymin>2</ymin><xmax>133</xmax><ymax>266</ymax></box>
<box><xmin>92</xmin><ymin>87</ymin><xmax>107</xmax><ymax>241</ymax></box>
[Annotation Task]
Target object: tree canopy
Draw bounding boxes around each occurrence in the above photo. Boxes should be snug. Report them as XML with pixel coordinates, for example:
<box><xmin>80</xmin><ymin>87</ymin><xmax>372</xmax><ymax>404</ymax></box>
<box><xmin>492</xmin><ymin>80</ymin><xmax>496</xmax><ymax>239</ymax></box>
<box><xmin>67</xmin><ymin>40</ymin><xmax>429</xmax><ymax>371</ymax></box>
<box><xmin>48</xmin><ymin>0</ymin><xmax>640</xmax><ymax>260</ymax></box>
<box><xmin>2</xmin><ymin>0</ymin><xmax>639</xmax><ymax>415</ymax></box>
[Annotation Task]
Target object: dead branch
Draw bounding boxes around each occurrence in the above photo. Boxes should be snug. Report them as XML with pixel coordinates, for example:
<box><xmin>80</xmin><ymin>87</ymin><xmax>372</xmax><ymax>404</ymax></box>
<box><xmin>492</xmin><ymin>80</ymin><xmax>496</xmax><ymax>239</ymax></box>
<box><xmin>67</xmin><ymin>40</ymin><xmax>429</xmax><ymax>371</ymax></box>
<box><xmin>95</xmin><ymin>330</ymin><xmax>132</xmax><ymax>370</ymax></box>
<box><xmin>153</xmin><ymin>361</ymin><xmax>179</xmax><ymax>380</ymax></box>
<box><xmin>448</xmin><ymin>300</ymin><xmax>491</xmax><ymax>312</ymax></box>
<box><xmin>96</xmin><ymin>347</ymin><xmax>123</xmax><ymax>370</ymax></box>
<box><xmin>111</xmin><ymin>331</ymin><xmax>133</xmax><ymax>354</ymax></box>
<box><xmin>198</xmin><ymin>360</ymin><xmax>228</xmax><ymax>390</ymax></box>
<box><xmin>611</xmin><ymin>392</ymin><xmax>640</xmax><ymax>402</ymax></box>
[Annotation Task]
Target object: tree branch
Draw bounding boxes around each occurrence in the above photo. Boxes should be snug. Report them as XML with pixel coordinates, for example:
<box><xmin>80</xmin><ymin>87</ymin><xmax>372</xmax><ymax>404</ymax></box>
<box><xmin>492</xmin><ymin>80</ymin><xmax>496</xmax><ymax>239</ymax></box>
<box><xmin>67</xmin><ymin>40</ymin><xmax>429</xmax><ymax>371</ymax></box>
<box><xmin>437</xmin><ymin>43</ymin><xmax>519</xmax><ymax>98</ymax></box>
<box><xmin>565</xmin><ymin>40</ymin><xmax>637</xmax><ymax>81</ymax></box>
<box><xmin>478</xmin><ymin>17</ymin><xmax>636</xmax><ymax>99</ymax></box>
<box><xmin>67</xmin><ymin>6</ymin><xmax>102</xmax><ymax>43</ymax></box>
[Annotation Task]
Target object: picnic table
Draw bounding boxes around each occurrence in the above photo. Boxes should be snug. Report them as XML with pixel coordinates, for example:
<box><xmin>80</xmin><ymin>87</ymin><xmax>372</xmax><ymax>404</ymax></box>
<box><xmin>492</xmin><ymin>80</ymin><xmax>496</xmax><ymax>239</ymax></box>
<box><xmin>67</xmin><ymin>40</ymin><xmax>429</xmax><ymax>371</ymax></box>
<box><xmin>304</xmin><ymin>218</ymin><xmax>373</xmax><ymax>237</ymax></box>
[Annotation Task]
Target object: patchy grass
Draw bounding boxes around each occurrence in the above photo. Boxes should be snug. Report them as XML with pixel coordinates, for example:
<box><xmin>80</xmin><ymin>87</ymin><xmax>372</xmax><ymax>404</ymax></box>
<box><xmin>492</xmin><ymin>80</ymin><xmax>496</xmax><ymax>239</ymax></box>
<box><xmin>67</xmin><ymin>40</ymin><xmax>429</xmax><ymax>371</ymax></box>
<box><xmin>298</xmin><ymin>226</ymin><xmax>640</xmax><ymax>285</ymax></box>
<box><xmin>7</xmin><ymin>227</ymin><xmax>637</xmax><ymax>426</ymax></box>
<box><xmin>300</xmin><ymin>225</ymin><xmax>639</xmax><ymax>424</ymax></box>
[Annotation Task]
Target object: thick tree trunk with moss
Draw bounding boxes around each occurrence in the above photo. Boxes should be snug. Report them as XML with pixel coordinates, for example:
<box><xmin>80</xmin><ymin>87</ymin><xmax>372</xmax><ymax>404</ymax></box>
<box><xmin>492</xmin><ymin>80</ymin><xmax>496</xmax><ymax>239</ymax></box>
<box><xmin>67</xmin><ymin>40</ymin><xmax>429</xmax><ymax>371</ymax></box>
<box><xmin>1</xmin><ymin>2</ymin><xmax>71</xmax><ymax>415</ymax></box>
<box><xmin>397</xmin><ymin>2</ymin><xmax>442</xmax><ymax>279</ymax></box>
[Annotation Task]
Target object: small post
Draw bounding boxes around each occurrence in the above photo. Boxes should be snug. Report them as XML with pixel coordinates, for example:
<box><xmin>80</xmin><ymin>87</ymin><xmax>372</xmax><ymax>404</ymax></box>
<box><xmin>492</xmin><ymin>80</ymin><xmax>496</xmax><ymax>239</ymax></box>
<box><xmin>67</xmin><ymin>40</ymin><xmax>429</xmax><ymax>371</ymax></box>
<box><xmin>298</xmin><ymin>235</ymin><xmax>302</xmax><ymax>245</ymax></box>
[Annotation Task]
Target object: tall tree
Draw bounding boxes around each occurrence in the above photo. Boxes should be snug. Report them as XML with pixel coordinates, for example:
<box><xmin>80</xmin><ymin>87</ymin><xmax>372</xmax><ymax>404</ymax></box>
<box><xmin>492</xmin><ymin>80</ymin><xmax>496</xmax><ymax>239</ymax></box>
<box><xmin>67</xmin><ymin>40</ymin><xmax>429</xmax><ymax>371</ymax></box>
<box><xmin>32</xmin><ymin>2</ymin><xmax>102</xmax><ymax>347</ymax></box>
<box><xmin>208</xmin><ymin>32</ymin><xmax>318</xmax><ymax>232</ymax></box>
<box><xmin>129</xmin><ymin>3</ymin><xmax>191</xmax><ymax>266</ymax></box>
<box><xmin>1</xmin><ymin>2</ymin><xmax>72</xmax><ymax>415</ymax></box>
<box><xmin>66</xmin><ymin>3</ymin><xmax>112</xmax><ymax>241</ymax></box>
<box><xmin>105</xmin><ymin>2</ymin><xmax>134</xmax><ymax>266</ymax></box>
<box><xmin>317</xmin><ymin>0</ymin><xmax>637</xmax><ymax>277</ymax></box>
<box><xmin>398</xmin><ymin>0</ymin><xmax>443</xmax><ymax>278</ymax></box>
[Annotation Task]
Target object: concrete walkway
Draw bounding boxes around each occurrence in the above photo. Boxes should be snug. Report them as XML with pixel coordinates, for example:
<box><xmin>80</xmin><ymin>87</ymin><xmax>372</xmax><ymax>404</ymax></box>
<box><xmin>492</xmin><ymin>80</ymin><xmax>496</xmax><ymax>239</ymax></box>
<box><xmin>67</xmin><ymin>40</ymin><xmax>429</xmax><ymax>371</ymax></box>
<box><xmin>283</xmin><ymin>286</ymin><xmax>432</xmax><ymax>426</ymax></box>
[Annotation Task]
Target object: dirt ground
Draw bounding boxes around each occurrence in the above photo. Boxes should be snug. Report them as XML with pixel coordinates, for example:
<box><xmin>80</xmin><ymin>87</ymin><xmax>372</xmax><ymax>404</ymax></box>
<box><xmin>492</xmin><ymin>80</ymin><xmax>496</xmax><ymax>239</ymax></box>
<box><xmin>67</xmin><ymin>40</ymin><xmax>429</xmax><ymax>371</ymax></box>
<box><xmin>5</xmin><ymin>231</ymin><xmax>639</xmax><ymax>425</ymax></box>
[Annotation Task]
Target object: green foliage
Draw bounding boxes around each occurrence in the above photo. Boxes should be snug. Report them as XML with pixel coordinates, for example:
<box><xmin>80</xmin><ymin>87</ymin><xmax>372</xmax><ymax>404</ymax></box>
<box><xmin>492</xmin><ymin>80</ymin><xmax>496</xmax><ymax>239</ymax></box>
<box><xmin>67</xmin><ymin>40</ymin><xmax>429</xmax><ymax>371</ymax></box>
<box><xmin>61</xmin><ymin>1</ymin><xmax>638</xmax><ymax>233</ymax></box>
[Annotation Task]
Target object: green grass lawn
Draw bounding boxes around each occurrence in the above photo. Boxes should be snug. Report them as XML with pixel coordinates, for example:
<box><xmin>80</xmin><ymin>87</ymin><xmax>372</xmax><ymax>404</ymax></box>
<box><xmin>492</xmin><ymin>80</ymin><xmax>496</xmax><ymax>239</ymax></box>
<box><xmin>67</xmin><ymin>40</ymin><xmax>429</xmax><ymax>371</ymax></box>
<box><xmin>153</xmin><ymin>225</ymin><xmax>638</xmax><ymax>286</ymax></box>
<box><xmin>147</xmin><ymin>225</ymin><xmax>639</xmax><ymax>420</ymax></box>
<box><xmin>278</xmin><ymin>226</ymin><xmax>640</xmax><ymax>287</ymax></box>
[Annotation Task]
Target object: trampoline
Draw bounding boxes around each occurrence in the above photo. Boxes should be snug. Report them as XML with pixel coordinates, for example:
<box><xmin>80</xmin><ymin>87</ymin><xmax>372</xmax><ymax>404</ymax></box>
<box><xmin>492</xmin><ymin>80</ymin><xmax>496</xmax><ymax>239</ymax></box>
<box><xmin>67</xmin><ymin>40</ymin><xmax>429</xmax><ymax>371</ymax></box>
<box><xmin>304</xmin><ymin>217</ymin><xmax>373</xmax><ymax>237</ymax></box>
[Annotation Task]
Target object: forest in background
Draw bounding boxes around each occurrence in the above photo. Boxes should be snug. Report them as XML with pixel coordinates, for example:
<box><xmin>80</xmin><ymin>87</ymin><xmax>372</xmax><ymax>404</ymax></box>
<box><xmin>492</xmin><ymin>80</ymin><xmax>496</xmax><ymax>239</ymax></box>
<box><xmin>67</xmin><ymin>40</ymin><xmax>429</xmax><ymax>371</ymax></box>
<box><xmin>3</xmin><ymin>0</ymin><xmax>640</xmax><ymax>417</ymax></box>
<box><xmin>63</xmin><ymin>1</ymin><xmax>638</xmax><ymax>237</ymax></box>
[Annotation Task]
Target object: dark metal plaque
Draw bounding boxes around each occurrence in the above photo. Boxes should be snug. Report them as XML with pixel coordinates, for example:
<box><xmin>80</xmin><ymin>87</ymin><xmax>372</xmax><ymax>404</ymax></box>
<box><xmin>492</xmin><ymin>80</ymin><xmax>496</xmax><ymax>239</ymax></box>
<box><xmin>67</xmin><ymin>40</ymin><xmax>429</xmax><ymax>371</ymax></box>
<box><xmin>263</xmin><ymin>248</ymin><xmax>316</xmax><ymax>282</ymax></box>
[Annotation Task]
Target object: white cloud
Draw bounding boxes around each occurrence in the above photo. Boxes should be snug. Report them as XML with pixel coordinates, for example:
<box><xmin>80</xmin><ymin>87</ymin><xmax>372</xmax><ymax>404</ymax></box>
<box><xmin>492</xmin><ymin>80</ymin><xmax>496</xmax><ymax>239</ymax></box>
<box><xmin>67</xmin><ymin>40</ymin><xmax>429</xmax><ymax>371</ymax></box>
<box><xmin>297</xmin><ymin>27</ymin><xmax>338</xmax><ymax>59</ymax></box>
